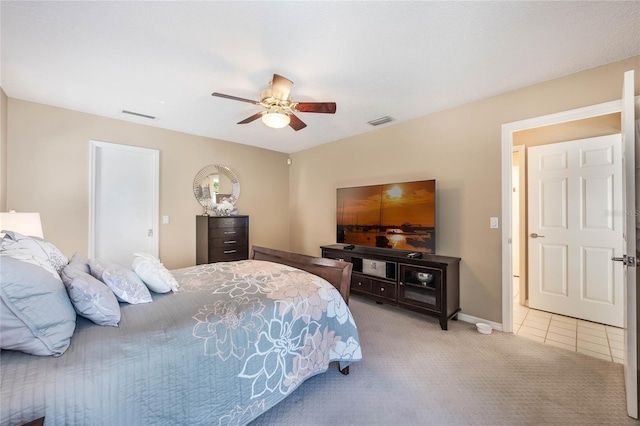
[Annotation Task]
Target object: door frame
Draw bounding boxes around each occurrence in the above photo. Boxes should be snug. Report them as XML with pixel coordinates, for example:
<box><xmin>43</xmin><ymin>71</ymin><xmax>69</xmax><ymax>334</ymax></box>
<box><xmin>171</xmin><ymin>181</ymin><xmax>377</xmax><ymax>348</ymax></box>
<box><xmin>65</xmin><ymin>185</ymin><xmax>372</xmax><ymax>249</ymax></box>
<box><xmin>501</xmin><ymin>97</ymin><xmax>639</xmax><ymax>329</ymax></box>
<box><xmin>512</xmin><ymin>144</ymin><xmax>526</xmax><ymax>307</ymax></box>
<box><xmin>88</xmin><ymin>140</ymin><xmax>160</xmax><ymax>259</ymax></box>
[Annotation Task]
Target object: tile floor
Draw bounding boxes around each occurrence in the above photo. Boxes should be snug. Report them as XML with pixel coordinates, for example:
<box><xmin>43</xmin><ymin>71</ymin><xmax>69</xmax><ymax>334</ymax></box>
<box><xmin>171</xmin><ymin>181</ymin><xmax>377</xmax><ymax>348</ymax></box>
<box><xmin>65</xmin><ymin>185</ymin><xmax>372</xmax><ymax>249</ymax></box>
<box><xmin>512</xmin><ymin>277</ymin><xmax>624</xmax><ymax>364</ymax></box>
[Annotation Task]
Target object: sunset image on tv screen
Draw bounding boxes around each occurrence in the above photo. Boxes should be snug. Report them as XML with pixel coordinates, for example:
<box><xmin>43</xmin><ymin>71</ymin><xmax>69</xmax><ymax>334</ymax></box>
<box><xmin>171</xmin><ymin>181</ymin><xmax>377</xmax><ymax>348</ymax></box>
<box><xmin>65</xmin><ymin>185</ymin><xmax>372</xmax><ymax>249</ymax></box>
<box><xmin>337</xmin><ymin>179</ymin><xmax>435</xmax><ymax>253</ymax></box>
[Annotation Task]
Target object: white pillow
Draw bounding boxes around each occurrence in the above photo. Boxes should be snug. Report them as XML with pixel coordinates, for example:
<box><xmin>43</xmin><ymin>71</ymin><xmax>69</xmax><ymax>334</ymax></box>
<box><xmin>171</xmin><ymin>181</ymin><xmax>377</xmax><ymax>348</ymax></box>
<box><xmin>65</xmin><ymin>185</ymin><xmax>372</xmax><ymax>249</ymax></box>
<box><xmin>0</xmin><ymin>231</ymin><xmax>68</xmax><ymax>275</ymax></box>
<box><xmin>132</xmin><ymin>253</ymin><xmax>179</xmax><ymax>293</ymax></box>
<box><xmin>89</xmin><ymin>258</ymin><xmax>152</xmax><ymax>304</ymax></box>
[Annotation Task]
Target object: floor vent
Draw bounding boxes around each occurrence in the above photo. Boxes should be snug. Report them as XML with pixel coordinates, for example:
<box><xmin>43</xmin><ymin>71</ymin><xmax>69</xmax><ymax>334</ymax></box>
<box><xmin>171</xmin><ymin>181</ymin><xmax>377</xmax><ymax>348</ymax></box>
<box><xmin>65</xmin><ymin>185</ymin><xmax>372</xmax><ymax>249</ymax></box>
<box><xmin>367</xmin><ymin>116</ymin><xmax>393</xmax><ymax>126</ymax></box>
<box><xmin>122</xmin><ymin>110</ymin><xmax>156</xmax><ymax>120</ymax></box>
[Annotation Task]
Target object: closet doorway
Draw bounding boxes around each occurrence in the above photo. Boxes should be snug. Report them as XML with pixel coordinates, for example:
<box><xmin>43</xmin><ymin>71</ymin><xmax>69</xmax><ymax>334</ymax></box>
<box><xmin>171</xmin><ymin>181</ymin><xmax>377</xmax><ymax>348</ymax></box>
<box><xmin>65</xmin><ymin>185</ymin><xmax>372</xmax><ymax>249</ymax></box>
<box><xmin>89</xmin><ymin>140</ymin><xmax>159</xmax><ymax>266</ymax></box>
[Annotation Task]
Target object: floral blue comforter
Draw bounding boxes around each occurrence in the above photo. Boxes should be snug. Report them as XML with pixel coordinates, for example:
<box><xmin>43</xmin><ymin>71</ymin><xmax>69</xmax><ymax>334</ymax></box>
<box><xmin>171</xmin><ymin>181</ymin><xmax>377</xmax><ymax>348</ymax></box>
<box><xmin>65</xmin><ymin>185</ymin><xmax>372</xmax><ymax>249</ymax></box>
<box><xmin>0</xmin><ymin>260</ymin><xmax>362</xmax><ymax>426</ymax></box>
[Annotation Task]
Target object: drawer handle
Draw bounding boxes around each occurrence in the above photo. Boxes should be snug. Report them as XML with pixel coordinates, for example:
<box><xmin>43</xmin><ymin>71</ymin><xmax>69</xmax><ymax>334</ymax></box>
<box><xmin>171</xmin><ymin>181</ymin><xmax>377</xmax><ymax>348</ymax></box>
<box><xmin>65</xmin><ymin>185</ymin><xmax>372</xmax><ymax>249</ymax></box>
<box><xmin>358</xmin><ymin>282</ymin><xmax>362</xmax><ymax>286</ymax></box>
<box><xmin>224</xmin><ymin>231</ymin><xmax>237</xmax><ymax>235</ymax></box>
<box><xmin>224</xmin><ymin>250</ymin><xmax>237</xmax><ymax>254</ymax></box>
<box><xmin>399</xmin><ymin>281</ymin><xmax>404</xmax><ymax>286</ymax></box>
<box><xmin>223</xmin><ymin>240</ymin><xmax>237</xmax><ymax>244</ymax></box>
<box><xmin>381</xmin><ymin>287</ymin><xmax>385</xmax><ymax>291</ymax></box>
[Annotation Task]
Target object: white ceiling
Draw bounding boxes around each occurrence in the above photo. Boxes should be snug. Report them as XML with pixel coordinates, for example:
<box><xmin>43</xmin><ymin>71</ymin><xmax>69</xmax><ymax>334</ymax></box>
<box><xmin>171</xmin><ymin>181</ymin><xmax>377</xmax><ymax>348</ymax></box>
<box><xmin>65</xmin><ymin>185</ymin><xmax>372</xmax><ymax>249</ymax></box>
<box><xmin>2</xmin><ymin>1</ymin><xmax>639</xmax><ymax>154</ymax></box>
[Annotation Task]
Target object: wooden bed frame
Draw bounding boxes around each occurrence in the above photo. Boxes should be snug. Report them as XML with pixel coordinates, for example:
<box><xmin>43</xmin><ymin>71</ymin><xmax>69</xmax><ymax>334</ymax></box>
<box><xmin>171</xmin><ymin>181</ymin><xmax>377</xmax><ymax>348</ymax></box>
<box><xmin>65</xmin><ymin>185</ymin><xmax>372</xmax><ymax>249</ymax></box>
<box><xmin>251</xmin><ymin>246</ymin><xmax>354</xmax><ymax>376</ymax></box>
<box><xmin>251</xmin><ymin>246</ymin><xmax>353</xmax><ymax>305</ymax></box>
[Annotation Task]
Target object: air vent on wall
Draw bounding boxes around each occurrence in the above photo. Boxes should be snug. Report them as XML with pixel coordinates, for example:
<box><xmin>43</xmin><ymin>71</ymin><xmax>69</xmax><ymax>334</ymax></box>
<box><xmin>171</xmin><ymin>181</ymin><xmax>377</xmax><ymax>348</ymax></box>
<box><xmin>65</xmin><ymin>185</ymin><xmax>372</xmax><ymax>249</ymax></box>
<box><xmin>367</xmin><ymin>116</ymin><xmax>393</xmax><ymax>126</ymax></box>
<box><xmin>122</xmin><ymin>110</ymin><xmax>156</xmax><ymax>120</ymax></box>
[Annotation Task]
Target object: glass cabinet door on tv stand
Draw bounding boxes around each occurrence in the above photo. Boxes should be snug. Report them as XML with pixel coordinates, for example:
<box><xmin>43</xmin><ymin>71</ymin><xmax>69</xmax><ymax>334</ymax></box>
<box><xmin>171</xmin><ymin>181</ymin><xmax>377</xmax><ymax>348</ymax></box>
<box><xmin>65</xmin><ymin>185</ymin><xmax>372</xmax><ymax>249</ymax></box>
<box><xmin>398</xmin><ymin>264</ymin><xmax>442</xmax><ymax>312</ymax></box>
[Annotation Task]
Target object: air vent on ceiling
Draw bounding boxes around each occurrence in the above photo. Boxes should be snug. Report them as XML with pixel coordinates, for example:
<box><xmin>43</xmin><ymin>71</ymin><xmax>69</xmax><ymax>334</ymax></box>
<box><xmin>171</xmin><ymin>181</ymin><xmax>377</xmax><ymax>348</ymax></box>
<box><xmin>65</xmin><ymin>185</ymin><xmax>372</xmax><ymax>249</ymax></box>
<box><xmin>367</xmin><ymin>116</ymin><xmax>393</xmax><ymax>126</ymax></box>
<box><xmin>122</xmin><ymin>110</ymin><xmax>156</xmax><ymax>120</ymax></box>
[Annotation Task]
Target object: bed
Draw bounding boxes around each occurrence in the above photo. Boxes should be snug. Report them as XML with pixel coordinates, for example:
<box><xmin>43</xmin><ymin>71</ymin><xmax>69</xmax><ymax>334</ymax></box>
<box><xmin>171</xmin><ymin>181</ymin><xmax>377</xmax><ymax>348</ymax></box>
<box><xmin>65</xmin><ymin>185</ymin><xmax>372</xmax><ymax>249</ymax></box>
<box><xmin>0</xmin><ymin>243</ymin><xmax>361</xmax><ymax>426</ymax></box>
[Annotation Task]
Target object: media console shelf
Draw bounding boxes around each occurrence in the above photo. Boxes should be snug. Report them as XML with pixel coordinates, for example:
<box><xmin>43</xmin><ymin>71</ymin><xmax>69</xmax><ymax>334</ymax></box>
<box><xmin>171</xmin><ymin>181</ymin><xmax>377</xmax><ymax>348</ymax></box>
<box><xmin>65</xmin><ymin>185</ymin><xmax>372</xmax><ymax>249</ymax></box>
<box><xmin>321</xmin><ymin>244</ymin><xmax>460</xmax><ymax>330</ymax></box>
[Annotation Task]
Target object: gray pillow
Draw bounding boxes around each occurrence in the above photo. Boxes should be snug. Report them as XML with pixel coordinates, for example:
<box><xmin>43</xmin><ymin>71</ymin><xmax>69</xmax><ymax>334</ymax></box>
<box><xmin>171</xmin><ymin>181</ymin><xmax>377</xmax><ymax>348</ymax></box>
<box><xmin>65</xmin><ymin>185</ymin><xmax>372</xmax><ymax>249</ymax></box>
<box><xmin>88</xmin><ymin>257</ymin><xmax>109</xmax><ymax>281</ymax></box>
<box><xmin>60</xmin><ymin>254</ymin><xmax>121</xmax><ymax>327</ymax></box>
<box><xmin>0</xmin><ymin>255</ymin><xmax>76</xmax><ymax>356</ymax></box>
<box><xmin>89</xmin><ymin>258</ymin><xmax>152</xmax><ymax>304</ymax></box>
<box><xmin>67</xmin><ymin>252</ymin><xmax>91</xmax><ymax>274</ymax></box>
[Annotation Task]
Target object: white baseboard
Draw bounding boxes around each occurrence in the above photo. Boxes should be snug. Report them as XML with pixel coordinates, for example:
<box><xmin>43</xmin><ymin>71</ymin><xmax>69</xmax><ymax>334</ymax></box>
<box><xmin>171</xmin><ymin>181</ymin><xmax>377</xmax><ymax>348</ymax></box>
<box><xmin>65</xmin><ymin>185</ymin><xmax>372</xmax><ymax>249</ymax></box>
<box><xmin>456</xmin><ymin>312</ymin><xmax>504</xmax><ymax>332</ymax></box>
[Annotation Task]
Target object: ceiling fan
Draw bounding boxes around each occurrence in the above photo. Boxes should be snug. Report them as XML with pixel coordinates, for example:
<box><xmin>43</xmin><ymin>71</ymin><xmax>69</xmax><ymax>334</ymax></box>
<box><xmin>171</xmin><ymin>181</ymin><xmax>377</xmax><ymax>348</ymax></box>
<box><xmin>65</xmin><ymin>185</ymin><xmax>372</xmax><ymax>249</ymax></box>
<box><xmin>212</xmin><ymin>74</ymin><xmax>336</xmax><ymax>131</ymax></box>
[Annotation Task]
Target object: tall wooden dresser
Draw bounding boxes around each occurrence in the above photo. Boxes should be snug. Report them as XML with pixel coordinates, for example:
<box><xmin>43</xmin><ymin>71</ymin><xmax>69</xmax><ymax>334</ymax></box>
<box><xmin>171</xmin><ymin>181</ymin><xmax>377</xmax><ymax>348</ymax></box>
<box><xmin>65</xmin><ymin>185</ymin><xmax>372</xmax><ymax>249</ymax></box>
<box><xmin>196</xmin><ymin>215</ymin><xmax>249</xmax><ymax>264</ymax></box>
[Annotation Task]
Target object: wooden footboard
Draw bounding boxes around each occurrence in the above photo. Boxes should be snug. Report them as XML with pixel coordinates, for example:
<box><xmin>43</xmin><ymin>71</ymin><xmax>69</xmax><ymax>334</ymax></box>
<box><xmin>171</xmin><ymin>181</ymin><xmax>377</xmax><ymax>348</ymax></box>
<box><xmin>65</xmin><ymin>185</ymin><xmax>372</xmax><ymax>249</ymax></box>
<box><xmin>251</xmin><ymin>246</ymin><xmax>354</xmax><ymax>375</ymax></box>
<box><xmin>251</xmin><ymin>246</ymin><xmax>353</xmax><ymax>305</ymax></box>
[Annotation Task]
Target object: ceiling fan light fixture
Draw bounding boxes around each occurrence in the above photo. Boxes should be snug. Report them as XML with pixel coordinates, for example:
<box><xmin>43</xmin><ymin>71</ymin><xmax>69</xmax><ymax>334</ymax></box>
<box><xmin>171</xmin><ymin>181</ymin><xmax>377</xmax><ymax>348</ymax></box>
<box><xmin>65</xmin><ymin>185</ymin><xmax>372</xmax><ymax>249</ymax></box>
<box><xmin>212</xmin><ymin>73</ymin><xmax>336</xmax><ymax>131</ymax></box>
<box><xmin>262</xmin><ymin>110</ymin><xmax>290</xmax><ymax>129</ymax></box>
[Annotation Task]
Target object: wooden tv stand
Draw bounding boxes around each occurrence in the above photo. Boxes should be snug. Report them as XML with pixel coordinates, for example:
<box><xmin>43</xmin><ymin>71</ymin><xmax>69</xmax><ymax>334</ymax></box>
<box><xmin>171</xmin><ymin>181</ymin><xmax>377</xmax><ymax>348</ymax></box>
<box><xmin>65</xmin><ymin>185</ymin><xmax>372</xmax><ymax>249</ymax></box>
<box><xmin>321</xmin><ymin>244</ymin><xmax>460</xmax><ymax>330</ymax></box>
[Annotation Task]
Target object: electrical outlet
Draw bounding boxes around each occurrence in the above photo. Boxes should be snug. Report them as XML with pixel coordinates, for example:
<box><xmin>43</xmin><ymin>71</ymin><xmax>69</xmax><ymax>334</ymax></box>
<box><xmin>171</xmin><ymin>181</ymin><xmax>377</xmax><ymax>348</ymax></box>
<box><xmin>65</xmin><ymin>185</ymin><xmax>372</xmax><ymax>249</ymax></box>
<box><xmin>162</xmin><ymin>215</ymin><xmax>170</xmax><ymax>224</ymax></box>
<box><xmin>490</xmin><ymin>217</ymin><xmax>499</xmax><ymax>229</ymax></box>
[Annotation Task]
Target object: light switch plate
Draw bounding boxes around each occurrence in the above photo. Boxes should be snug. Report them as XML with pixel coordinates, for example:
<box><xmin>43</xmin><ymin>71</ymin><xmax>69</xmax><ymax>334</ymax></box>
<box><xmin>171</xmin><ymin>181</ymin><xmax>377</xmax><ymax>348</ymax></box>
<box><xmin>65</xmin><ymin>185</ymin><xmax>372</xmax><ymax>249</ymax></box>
<box><xmin>490</xmin><ymin>217</ymin><xmax>499</xmax><ymax>229</ymax></box>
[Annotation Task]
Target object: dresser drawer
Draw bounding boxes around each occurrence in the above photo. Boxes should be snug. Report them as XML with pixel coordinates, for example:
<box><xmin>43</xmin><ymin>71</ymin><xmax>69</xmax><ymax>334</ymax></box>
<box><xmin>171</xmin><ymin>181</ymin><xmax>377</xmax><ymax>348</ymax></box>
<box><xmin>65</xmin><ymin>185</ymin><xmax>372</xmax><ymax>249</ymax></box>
<box><xmin>210</xmin><ymin>236</ymin><xmax>247</xmax><ymax>249</ymax></box>
<box><xmin>351</xmin><ymin>275</ymin><xmax>372</xmax><ymax>293</ymax></box>
<box><xmin>209</xmin><ymin>247</ymin><xmax>248</xmax><ymax>262</ymax></box>
<box><xmin>208</xmin><ymin>216</ymin><xmax>248</xmax><ymax>229</ymax></box>
<box><xmin>370</xmin><ymin>279</ymin><xmax>396</xmax><ymax>300</ymax></box>
<box><xmin>209</xmin><ymin>227</ymin><xmax>247</xmax><ymax>239</ymax></box>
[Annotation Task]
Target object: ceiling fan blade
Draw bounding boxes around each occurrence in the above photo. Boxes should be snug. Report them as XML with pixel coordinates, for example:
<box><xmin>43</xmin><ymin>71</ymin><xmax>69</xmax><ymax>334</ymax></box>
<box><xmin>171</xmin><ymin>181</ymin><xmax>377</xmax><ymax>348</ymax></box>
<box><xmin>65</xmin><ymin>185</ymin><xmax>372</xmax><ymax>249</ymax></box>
<box><xmin>212</xmin><ymin>92</ymin><xmax>260</xmax><ymax>105</ymax></box>
<box><xmin>237</xmin><ymin>112</ymin><xmax>264</xmax><ymax>124</ymax></box>
<box><xmin>288</xmin><ymin>113</ymin><xmax>307</xmax><ymax>131</ymax></box>
<box><xmin>271</xmin><ymin>74</ymin><xmax>294</xmax><ymax>101</ymax></box>
<box><xmin>294</xmin><ymin>102</ymin><xmax>337</xmax><ymax>114</ymax></box>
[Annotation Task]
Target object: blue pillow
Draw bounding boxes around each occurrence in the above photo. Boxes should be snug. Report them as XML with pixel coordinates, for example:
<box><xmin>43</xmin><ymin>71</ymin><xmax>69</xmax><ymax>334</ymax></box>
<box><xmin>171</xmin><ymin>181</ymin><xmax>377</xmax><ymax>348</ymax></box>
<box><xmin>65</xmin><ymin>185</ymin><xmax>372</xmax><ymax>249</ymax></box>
<box><xmin>0</xmin><ymin>256</ymin><xmax>76</xmax><ymax>356</ymax></box>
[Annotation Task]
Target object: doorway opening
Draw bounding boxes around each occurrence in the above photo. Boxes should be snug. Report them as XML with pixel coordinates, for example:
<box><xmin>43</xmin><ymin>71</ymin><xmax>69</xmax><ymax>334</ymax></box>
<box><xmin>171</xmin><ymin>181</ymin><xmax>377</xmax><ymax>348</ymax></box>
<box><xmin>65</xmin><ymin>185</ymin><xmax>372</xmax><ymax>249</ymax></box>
<box><xmin>500</xmin><ymin>77</ymin><xmax>639</xmax><ymax>418</ymax></box>
<box><xmin>501</xmin><ymin>102</ymin><xmax>630</xmax><ymax>330</ymax></box>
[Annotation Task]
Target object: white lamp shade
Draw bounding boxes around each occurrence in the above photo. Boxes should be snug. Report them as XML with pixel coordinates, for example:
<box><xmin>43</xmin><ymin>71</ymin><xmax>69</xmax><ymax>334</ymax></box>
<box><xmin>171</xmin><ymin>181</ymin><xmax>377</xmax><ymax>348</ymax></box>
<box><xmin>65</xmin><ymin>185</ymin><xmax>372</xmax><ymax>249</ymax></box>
<box><xmin>262</xmin><ymin>112</ymin><xmax>290</xmax><ymax>129</ymax></box>
<box><xmin>0</xmin><ymin>212</ymin><xmax>44</xmax><ymax>238</ymax></box>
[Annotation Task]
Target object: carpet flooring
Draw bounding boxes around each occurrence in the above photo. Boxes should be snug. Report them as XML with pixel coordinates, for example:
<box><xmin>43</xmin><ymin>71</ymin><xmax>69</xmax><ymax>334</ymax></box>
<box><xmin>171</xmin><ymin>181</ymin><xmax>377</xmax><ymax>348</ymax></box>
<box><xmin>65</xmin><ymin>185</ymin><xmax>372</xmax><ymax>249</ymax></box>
<box><xmin>250</xmin><ymin>295</ymin><xmax>637</xmax><ymax>425</ymax></box>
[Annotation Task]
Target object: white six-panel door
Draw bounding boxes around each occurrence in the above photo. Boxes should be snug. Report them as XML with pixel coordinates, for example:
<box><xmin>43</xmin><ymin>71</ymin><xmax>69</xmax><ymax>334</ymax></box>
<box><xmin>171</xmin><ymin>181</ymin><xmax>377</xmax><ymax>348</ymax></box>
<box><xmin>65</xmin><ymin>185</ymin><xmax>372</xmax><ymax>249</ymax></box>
<box><xmin>528</xmin><ymin>134</ymin><xmax>624</xmax><ymax>327</ymax></box>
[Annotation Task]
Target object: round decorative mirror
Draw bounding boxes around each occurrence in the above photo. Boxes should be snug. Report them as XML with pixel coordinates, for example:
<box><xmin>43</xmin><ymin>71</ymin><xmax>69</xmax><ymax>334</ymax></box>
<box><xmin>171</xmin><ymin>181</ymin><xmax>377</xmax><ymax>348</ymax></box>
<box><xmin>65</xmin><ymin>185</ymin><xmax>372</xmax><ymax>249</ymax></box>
<box><xmin>193</xmin><ymin>164</ymin><xmax>240</xmax><ymax>215</ymax></box>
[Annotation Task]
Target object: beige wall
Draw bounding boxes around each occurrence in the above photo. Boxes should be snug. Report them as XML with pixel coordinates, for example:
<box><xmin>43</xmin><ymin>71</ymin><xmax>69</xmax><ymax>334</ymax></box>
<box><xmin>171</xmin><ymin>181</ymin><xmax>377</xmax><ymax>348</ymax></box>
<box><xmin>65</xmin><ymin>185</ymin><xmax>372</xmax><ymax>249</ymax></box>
<box><xmin>4</xmin><ymin>56</ymin><xmax>639</xmax><ymax>323</ymax></box>
<box><xmin>6</xmin><ymin>99</ymin><xmax>290</xmax><ymax>269</ymax></box>
<box><xmin>289</xmin><ymin>55</ymin><xmax>640</xmax><ymax>323</ymax></box>
<box><xmin>1</xmin><ymin>88</ymin><xmax>7</xmax><ymax>211</ymax></box>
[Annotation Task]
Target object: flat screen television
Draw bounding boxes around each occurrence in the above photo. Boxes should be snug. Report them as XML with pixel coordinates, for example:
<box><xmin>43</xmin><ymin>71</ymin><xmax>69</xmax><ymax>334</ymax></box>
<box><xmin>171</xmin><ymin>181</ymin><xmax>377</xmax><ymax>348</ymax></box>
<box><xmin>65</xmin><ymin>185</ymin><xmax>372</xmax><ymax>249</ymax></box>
<box><xmin>336</xmin><ymin>179</ymin><xmax>436</xmax><ymax>254</ymax></box>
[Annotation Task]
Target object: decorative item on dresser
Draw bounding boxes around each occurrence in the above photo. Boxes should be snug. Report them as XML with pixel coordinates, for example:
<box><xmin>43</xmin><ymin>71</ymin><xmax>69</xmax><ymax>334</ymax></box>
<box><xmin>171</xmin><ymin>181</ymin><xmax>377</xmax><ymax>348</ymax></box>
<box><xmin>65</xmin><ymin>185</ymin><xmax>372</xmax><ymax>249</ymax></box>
<box><xmin>321</xmin><ymin>243</ymin><xmax>460</xmax><ymax>330</ymax></box>
<box><xmin>196</xmin><ymin>215</ymin><xmax>249</xmax><ymax>264</ymax></box>
<box><xmin>193</xmin><ymin>164</ymin><xmax>240</xmax><ymax>216</ymax></box>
